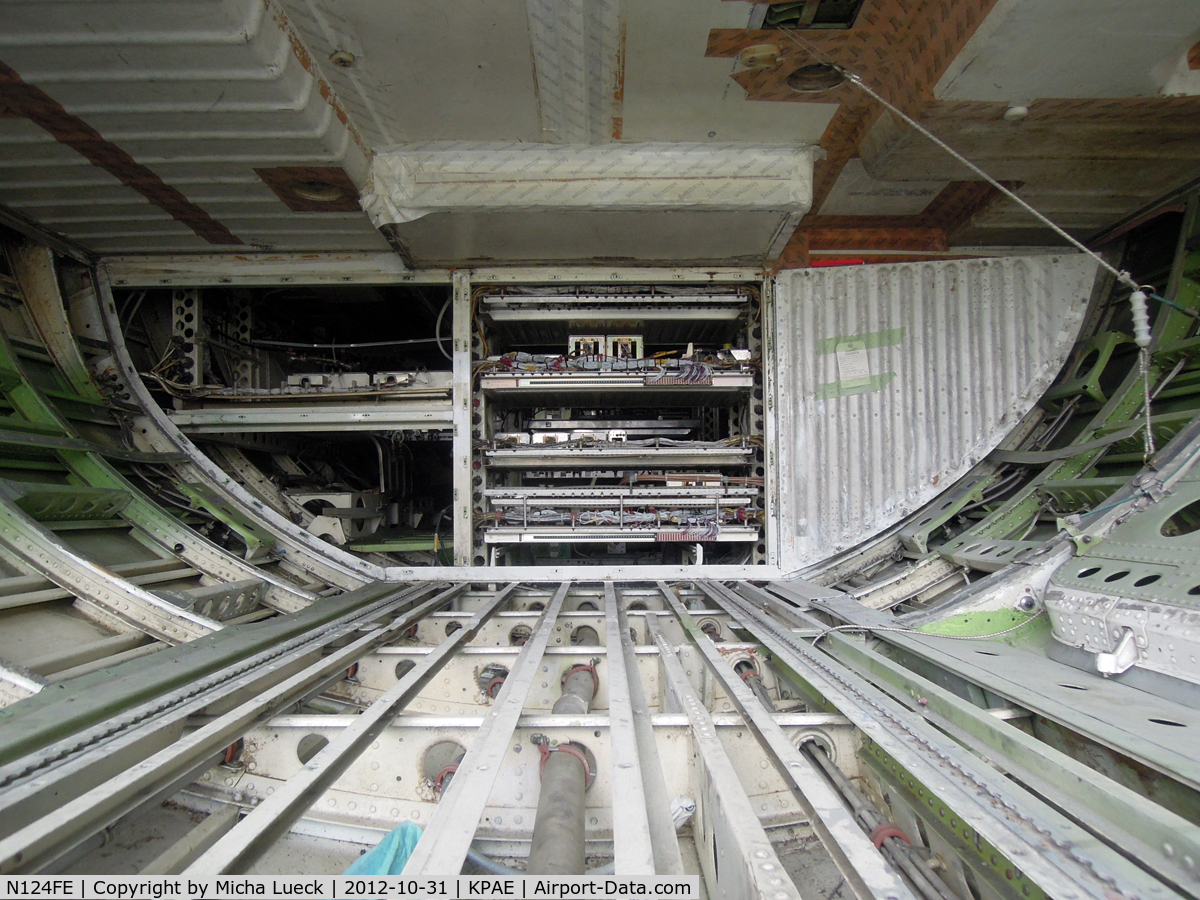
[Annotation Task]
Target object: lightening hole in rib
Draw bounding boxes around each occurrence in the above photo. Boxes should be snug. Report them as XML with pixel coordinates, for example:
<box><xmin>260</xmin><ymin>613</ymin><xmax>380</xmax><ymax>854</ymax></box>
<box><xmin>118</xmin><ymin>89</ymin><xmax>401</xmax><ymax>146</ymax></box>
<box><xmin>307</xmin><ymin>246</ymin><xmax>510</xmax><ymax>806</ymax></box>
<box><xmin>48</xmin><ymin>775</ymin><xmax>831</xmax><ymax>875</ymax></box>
<box><xmin>297</xmin><ymin>734</ymin><xmax>329</xmax><ymax>765</ymax></box>
<box><xmin>571</xmin><ymin>626</ymin><xmax>600</xmax><ymax>645</ymax></box>
<box><xmin>1161</xmin><ymin>499</ymin><xmax>1200</xmax><ymax>536</ymax></box>
<box><xmin>395</xmin><ymin>660</ymin><xmax>416</xmax><ymax>680</ymax></box>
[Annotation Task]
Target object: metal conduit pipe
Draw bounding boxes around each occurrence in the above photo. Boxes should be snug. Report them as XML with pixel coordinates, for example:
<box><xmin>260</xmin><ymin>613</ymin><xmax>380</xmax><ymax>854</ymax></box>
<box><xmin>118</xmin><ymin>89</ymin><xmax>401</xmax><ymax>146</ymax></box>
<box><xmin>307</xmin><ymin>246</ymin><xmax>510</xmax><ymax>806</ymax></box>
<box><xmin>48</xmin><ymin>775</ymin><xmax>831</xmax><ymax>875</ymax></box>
<box><xmin>799</xmin><ymin>741</ymin><xmax>959</xmax><ymax>900</ymax></box>
<box><xmin>526</xmin><ymin>645</ymin><xmax>601</xmax><ymax>875</ymax></box>
<box><xmin>733</xmin><ymin>659</ymin><xmax>776</xmax><ymax>710</ymax></box>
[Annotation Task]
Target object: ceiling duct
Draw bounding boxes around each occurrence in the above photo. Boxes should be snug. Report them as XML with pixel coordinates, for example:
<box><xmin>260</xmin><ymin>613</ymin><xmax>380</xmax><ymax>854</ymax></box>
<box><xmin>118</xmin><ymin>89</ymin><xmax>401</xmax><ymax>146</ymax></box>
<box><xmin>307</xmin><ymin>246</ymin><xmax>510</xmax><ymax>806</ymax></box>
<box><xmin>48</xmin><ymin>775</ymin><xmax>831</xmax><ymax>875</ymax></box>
<box><xmin>359</xmin><ymin>142</ymin><xmax>817</xmax><ymax>265</ymax></box>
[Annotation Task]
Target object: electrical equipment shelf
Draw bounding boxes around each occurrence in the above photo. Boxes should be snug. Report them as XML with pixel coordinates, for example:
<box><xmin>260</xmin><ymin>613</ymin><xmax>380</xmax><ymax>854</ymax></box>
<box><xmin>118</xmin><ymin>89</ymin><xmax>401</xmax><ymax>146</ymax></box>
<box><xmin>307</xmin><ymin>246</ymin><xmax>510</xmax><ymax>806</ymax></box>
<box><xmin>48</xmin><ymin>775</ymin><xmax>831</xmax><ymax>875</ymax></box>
<box><xmin>479</xmin><ymin>371</ymin><xmax>753</xmax><ymax>406</ymax></box>
<box><xmin>472</xmin><ymin>281</ymin><xmax>766</xmax><ymax>564</ymax></box>
<box><xmin>483</xmin><ymin>443</ymin><xmax>756</xmax><ymax>468</ymax></box>
<box><xmin>482</xmin><ymin>526</ymin><xmax>760</xmax><ymax>543</ymax></box>
<box><xmin>485</xmin><ymin>486</ymin><xmax>758</xmax><ymax>507</ymax></box>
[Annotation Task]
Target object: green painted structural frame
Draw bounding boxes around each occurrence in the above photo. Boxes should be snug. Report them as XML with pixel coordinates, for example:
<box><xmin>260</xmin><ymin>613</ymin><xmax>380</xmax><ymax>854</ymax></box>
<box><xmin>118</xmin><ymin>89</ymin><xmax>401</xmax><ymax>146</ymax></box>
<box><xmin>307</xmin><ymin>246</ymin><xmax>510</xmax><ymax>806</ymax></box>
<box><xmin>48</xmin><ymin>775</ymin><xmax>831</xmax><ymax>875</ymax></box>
<box><xmin>824</xmin><ymin>631</ymin><xmax>1200</xmax><ymax>891</ymax></box>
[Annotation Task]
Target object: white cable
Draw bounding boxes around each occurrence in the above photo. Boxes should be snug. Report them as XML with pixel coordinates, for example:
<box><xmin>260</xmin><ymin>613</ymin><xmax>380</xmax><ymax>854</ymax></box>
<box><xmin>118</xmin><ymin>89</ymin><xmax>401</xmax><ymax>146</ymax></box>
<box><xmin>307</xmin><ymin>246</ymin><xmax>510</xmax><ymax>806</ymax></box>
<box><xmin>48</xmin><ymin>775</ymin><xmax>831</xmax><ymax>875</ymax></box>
<box><xmin>434</xmin><ymin>296</ymin><xmax>452</xmax><ymax>362</ymax></box>
<box><xmin>780</xmin><ymin>29</ymin><xmax>1164</xmax><ymax>460</ymax></box>
<box><xmin>1140</xmin><ymin>350</ymin><xmax>1157</xmax><ymax>462</ymax></box>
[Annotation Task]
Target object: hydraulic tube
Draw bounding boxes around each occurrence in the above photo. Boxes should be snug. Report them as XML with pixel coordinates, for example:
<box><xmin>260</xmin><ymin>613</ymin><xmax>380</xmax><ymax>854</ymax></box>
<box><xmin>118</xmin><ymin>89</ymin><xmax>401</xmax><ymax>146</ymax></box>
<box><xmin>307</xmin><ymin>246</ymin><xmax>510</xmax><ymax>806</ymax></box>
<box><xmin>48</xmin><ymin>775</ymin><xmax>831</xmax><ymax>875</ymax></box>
<box><xmin>734</xmin><ymin>659</ymin><xmax>776</xmax><ymax>710</ymax></box>
<box><xmin>801</xmin><ymin>741</ymin><xmax>958</xmax><ymax>900</ymax></box>
<box><xmin>527</xmin><ymin>650</ymin><xmax>600</xmax><ymax>875</ymax></box>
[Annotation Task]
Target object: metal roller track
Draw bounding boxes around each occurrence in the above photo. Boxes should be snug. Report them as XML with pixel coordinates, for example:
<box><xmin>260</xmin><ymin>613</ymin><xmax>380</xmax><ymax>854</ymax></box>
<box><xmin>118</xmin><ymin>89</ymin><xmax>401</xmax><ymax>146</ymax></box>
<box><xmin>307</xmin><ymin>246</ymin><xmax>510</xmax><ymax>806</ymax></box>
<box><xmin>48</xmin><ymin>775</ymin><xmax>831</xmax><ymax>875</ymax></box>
<box><xmin>0</xmin><ymin>581</ymin><xmax>467</xmax><ymax>872</ymax></box>
<box><xmin>700</xmin><ymin>581</ymin><xmax>1187</xmax><ymax>900</ymax></box>
<box><xmin>0</xmin><ymin>576</ymin><xmax>1188</xmax><ymax>900</ymax></box>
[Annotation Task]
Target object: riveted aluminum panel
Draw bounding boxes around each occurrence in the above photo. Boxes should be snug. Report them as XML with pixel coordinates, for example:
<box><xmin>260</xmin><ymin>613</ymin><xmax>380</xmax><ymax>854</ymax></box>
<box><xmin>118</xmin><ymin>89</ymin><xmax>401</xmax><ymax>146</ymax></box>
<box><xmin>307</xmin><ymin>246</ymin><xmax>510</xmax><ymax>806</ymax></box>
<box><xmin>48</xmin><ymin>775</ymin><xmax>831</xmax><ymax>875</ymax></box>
<box><xmin>773</xmin><ymin>255</ymin><xmax>1096</xmax><ymax>572</ymax></box>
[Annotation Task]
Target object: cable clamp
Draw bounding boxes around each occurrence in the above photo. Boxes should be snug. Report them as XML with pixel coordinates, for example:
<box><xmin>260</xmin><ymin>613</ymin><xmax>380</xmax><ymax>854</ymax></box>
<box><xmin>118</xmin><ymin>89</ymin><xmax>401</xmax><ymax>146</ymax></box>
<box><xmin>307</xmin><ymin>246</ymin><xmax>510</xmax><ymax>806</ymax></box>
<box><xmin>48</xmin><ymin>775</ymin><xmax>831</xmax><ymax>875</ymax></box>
<box><xmin>534</xmin><ymin>738</ymin><xmax>595</xmax><ymax>789</ymax></box>
<box><xmin>868</xmin><ymin>823</ymin><xmax>911</xmax><ymax>849</ymax></box>
<box><xmin>1132</xmin><ymin>472</ymin><xmax>1167</xmax><ymax>502</ymax></box>
<box><xmin>435</xmin><ymin>764</ymin><xmax>458</xmax><ymax>792</ymax></box>
<box><xmin>562</xmin><ymin>658</ymin><xmax>601</xmax><ymax>696</ymax></box>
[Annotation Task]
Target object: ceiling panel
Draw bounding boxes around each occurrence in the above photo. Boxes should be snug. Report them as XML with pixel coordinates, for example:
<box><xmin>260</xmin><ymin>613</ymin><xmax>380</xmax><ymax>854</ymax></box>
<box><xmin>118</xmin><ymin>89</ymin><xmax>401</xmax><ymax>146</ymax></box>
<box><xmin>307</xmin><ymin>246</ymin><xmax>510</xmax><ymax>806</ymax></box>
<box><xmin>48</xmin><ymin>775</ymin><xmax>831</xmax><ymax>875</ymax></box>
<box><xmin>363</xmin><ymin>141</ymin><xmax>815</xmax><ymax>265</ymax></box>
<box><xmin>1</xmin><ymin>0</ymin><xmax>1195</xmax><ymax>263</ymax></box>
<box><xmin>622</xmin><ymin>0</ymin><xmax>840</xmax><ymax>143</ymax></box>
<box><xmin>389</xmin><ymin>209</ymin><xmax>794</xmax><ymax>267</ymax></box>
<box><xmin>278</xmin><ymin>0</ymin><xmax>543</xmax><ymax>147</ymax></box>
<box><xmin>0</xmin><ymin>0</ymin><xmax>381</xmax><ymax>254</ymax></box>
<box><xmin>818</xmin><ymin>159</ymin><xmax>948</xmax><ymax>216</ymax></box>
<box><xmin>936</xmin><ymin>0</ymin><xmax>1200</xmax><ymax>100</ymax></box>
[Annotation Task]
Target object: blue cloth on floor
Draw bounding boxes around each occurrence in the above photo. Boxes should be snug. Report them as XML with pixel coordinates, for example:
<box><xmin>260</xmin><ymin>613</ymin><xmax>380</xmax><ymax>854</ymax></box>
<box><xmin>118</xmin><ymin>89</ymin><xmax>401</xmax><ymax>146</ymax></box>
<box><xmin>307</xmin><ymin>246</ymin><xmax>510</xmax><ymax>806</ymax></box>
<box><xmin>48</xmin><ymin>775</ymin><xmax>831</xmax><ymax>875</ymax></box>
<box><xmin>344</xmin><ymin>821</ymin><xmax>423</xmax><ymax>876</ymax></box>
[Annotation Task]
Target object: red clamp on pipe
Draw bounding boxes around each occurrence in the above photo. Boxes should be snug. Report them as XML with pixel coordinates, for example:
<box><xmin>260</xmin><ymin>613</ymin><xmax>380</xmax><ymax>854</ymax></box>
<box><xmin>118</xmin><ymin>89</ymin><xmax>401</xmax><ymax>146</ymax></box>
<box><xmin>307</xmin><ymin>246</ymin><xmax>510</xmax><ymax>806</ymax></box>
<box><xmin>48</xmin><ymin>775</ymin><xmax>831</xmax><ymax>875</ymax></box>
<box><xmin>486</xmin><ymin>676</ymin><xmax>506</xmax><ymax>698</ymax></box>
<box><xmin>869</xmin><ymin>823</ymin><xmax>911</xmax><ymax>849</ymax></box>
<box><xmin>537</xmin><ymin>741</ymin><xmax>594</xmax><ymax>787</ymax></box>
<box><xmin>345</xmin><ymin>663</ymin><xmax>359</xmax><ymax>680</ymax></box>
<box><xmin>223</xmin><ymin>739</ymin><xmax>244</xmax><ymax>765</ymax></box>
<box><xmin>435</xmin><ymin>764</ymin><xmax>458</xmax><ymax>792</ymax></box>
<box><xmin>562</xmin><ymin>662</ymin><xmax>599</xmax><ymax>697</ymax></box>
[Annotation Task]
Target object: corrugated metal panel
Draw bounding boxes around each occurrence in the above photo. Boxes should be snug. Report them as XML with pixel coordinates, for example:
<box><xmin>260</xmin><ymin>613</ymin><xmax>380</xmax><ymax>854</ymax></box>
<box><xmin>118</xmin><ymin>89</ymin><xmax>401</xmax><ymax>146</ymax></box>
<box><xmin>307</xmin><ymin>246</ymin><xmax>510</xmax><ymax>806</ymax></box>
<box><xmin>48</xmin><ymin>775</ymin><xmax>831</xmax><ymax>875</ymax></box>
<box><xmin>0</xmin><ymin>0</ymin><xmax>385</xmax><ymax>254</ymax></box>
<box><xmin>773</xmin><ymin>255</ymin><xmax>1097</xmax><ymax>572</ymax></box>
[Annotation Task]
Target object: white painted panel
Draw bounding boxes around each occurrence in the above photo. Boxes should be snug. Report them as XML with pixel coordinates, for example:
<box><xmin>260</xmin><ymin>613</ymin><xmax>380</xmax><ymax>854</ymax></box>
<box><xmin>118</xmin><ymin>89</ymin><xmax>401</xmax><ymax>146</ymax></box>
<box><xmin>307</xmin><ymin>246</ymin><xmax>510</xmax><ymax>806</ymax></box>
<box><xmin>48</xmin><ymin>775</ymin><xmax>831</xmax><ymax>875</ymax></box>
<box><xmin>0</xmin><ymin>0</ymin><xmax>374</xmax><ymax>254</ymax></box>
<box><xmin>277</xmin><ymin>0</ymin><xmax>542</xmax><ymax>146</ymax></box>
<box><xmin>526</xmin><ymin>0</ymin><xmax>623</xmax><ymax>143</ymax></box>
<box><xmin>818</xmin><ymin>159</ymin><xmax>947</xmax><ymax>217</ymax></box>
<box><xmin>621</xmin><ymin>0</ymin><xmax>839</xmax><ymax>144</ymax></box>
<box><xmin>389</xmin><ymin>209</ymin><xmax>792</xmax><ymax>266</ymax></box>
<box><xmin>936</xmin><ymin>0</ymin><xmax>1200</xmax><ymax>101</ymax></box>
<box><xmin>773</xmin><ymin>255</ymin><xmax>1096</xmax><ymax>572</ymax></box>
<box><xmin>362</xmin><ymin>142</ymin><xmax>814</xmax><ymax>223</ymax></box>
<box><xmin>363</xmin><ymin>141</ymin><xmax>814</xmax><ymax>263</ymax></box>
